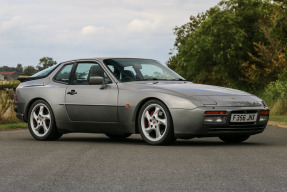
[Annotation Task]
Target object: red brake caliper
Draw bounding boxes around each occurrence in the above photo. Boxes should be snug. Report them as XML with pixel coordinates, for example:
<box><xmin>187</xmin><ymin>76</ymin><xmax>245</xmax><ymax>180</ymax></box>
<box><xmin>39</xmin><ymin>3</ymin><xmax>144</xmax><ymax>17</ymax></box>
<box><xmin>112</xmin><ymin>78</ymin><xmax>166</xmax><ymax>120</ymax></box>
<box><xmin>147</xmin><ymin>111</ymin><xmax>155</xmax><ymax>126</ymax></box>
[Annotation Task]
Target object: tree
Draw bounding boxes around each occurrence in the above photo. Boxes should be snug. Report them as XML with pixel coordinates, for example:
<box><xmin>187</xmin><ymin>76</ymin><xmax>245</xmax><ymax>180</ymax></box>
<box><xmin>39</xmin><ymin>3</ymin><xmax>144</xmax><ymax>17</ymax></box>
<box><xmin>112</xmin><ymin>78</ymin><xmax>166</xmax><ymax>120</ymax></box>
<box><xmin>241</xmin><ymin>0</ymin><xmax>287</xmax><ymax>90</ymax></box>
<box><xmin>24</xmin><ymin>66</ymin><xmax>37</xmax><ymax>76</ymax></box>
<box><xmin>37</xmin><ymin>57</ymin><xmax>57</xmax><ymax>71</ymax></box>
<box><xmin>167</xmin><ymin>0</ymin><xmax>274</xmax><ymax>92</ymax></box>
<box><xmin>16</xmin><ymin>64</ymin><xmax>23</xmax><ymax>73</ymax></box>
<box><xmin>0</xmin><ymin>66</ymin><xmax>16</xmax><ymax>72</ymax></box>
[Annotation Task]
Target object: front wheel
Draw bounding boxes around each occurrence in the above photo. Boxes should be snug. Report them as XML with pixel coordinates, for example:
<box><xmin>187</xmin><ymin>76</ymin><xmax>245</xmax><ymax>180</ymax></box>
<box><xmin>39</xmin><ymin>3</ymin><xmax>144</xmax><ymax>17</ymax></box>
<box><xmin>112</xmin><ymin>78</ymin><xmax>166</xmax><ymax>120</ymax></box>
<box><xmin>138</xmin><ymin>100</ymin><xmax>176</xmax><ymax>145</ymax></box>
<box><xmin>219</xmin><ymin>135</ymin><xmax>250</xmax><ymax>143</ymax></box>
<box><xmin>28</xmin><ymin>100</ymin><xmax>62</xmax><ymax>141</ymax></box>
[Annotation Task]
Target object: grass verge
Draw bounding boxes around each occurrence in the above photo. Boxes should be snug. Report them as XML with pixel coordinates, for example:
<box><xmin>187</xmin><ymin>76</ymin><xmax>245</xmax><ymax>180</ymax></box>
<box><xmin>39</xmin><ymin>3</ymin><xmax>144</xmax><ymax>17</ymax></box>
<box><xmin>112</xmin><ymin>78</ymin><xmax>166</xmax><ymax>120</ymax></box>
<box><xmin>269</xmin><ymin>115</ymin><xmax>287</xmax><ymax>125</ymax></box>
<box><xmin>0</xmin><ymin>122</ymin><xmax>28</xmax><ymax>131</ymax></box>
<box><xmin>268</xmin><ymin>115</ymin><xmax>287</xmax><ymax>128</ymax></box>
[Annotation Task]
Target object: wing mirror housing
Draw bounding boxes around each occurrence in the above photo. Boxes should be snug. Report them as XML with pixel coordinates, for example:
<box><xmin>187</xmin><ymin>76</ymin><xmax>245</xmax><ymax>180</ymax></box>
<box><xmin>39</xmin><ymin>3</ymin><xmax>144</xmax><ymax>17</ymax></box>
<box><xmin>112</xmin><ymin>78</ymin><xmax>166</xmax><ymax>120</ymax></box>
<box><xmin>89</xmin><ymin>76</ymin><xmax>106</xmax><ymax>89</ymax></box>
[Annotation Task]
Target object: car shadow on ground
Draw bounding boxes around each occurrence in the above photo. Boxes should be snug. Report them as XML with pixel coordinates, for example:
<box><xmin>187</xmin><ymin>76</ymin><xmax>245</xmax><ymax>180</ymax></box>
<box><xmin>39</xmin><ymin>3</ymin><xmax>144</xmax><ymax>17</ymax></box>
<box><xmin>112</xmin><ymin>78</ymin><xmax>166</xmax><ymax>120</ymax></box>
<box><xmin>51</xmin><ymin>134</ymin><xmax>267</xmax><ymax>147</ymax></box>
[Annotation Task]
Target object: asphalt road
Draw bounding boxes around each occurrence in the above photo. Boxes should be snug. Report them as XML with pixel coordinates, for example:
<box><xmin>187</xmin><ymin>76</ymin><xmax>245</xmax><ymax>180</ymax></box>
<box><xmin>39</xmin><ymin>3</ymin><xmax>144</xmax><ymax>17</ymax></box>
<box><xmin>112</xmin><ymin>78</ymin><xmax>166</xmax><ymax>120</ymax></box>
<box><xmin>0</xmin><ymin>126</ymin><xmax>287</xmax><ymax>192</ymax></box>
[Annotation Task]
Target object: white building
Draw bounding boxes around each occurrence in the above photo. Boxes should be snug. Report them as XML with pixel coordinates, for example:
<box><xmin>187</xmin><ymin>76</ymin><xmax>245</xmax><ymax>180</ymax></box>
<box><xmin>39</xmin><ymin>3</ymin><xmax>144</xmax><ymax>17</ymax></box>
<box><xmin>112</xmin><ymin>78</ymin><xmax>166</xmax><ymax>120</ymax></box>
<box><xmin>0</xmin><ymin>74</ymin><xmax>4</xmax><ymax>81</ymax></box>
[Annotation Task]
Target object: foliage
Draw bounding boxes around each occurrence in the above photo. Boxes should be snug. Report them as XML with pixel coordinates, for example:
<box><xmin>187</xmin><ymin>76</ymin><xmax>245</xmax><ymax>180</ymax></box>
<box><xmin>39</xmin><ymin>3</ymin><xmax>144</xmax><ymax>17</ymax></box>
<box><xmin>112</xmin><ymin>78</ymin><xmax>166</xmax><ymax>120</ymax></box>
<box><xmin>242</xmin><ymin>1</ymin><xmax>287</xmax><ymax>91</ymax></box>
<box><xmin>23</xmin><ymin>66</ymin><xmax>37</xmax><ymax>76</ymax></box>
<box><xmin>167</xmin><ymin>0</ymin><xmax>275</xmax><ymax>91</ymax></box>
<box><xmin>0</xmin><ymin>89</ymin><xmax>19</xmax><ymax>124</ymax></box>
<box><xmin>37</xmin><ymin>57</ymin><xmax>57</xmax><ymax>71</ymax></box>
<box><xmin>0</xmin><ymin>80</ymin><xmax>20</xmax><ymax>91</ymax></box>
<box><xmin>261</xmin><ymin>79</ymin><xmax>287</xmax><ymax>115</ymax></box>
<box><xmin>0</xmin><ymin>65</ymin><xmax>16</xmax><ymax>72</ymax></box>
<box><xmin>16</xmin><ymin>64</ymin><xmax>23</xmax><ymax>73</ymax></box>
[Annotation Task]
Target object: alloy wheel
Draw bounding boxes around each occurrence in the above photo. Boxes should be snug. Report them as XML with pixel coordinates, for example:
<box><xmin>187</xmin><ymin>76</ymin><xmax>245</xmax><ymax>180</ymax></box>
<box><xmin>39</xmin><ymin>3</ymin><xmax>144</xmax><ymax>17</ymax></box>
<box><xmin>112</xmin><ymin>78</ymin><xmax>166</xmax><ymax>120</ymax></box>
<box><xmin>141</xmin><ymin>103</ymin><xmax>168</xmax><ymax>142</ymax></box>
<box><xmin>30</xmin><ymin>103</ymin><xmax>51</xmax><ymax>137</ymax></box>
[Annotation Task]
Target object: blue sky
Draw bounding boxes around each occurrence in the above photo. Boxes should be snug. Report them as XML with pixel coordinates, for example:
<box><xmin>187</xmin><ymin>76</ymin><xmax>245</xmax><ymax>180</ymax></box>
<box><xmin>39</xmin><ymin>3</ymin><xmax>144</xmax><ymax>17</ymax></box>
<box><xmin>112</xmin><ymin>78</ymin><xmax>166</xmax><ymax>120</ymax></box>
<box><xmin>0</xmin><ymin>0</ymin><xmax>220</xmax><ymax>67</ymax></box>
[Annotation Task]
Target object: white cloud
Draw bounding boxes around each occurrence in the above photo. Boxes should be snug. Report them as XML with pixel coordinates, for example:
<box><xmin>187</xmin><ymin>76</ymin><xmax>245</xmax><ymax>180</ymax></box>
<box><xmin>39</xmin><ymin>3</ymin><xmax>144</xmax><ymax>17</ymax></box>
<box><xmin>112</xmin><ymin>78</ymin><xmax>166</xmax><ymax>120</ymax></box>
<box><xmin>127</xmin><ymin>19</ymin><xmax>158</xmax><ymax>34</ymax></box>
<box><xmin>81</xmin><ymin>25</ymin><xmax>105</xmax><ymax>36</ymax></box>
<box><xmin>0</xmin><ymin>0</ymin><xmax>221</xmax><ymax>67</ymax></box>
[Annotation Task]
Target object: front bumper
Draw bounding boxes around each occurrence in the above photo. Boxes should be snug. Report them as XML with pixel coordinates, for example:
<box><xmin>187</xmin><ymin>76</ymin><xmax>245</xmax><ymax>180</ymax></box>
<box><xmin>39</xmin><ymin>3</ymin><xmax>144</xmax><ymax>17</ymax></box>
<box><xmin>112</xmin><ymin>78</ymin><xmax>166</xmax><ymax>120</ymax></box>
<box><xmin>170</xmin><ymin>106</ymin><xmax>269</xmax><ymax>138</ymax></box>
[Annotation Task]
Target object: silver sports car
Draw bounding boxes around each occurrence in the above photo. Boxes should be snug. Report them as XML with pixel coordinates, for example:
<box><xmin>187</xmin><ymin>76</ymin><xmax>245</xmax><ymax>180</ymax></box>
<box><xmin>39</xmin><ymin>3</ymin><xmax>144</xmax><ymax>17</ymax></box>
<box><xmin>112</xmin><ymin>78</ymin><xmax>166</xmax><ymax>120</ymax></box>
<box><xmin>15</xmin><ymin>58</ymin><xmax>269</xmax><ymax>145</ymax></box>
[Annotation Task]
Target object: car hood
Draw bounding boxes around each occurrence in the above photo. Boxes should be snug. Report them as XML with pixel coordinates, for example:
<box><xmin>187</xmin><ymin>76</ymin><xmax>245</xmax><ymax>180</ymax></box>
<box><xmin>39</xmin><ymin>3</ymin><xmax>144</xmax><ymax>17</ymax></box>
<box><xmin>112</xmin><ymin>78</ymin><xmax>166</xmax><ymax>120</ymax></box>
<box><xmin>153</xmin><ymin>82</ymin><xmax>247</xmax><ymax>96</ymax></box>
<box><xmin>132</xmin><ymin>81</ymin><xmax>264</xmax><ymax>107</ymax></box>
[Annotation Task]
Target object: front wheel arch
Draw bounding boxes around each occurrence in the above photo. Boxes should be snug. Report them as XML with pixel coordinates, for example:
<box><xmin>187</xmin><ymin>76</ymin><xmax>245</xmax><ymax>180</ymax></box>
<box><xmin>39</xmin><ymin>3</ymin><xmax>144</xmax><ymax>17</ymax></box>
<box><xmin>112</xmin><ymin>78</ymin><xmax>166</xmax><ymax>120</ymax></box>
<box><xmin>134</xmin><ymin>97</ymin><xmax>174</xmax><ymax>134</ymax></box>
<box><xmin>137</xmin><ymin>99</ymin><xmax>176</xmax><ymax>145</ymax></box>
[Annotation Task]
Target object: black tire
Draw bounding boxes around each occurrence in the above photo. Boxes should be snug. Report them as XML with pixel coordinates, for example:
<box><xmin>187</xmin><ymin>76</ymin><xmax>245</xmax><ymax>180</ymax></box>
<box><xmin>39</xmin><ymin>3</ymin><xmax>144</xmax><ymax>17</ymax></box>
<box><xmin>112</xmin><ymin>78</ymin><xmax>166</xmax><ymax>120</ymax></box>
<box><xmin>138</xmin><ymin>99</ymin><xmax>176</xmax><ymax>145</ymax></box>
<box><xmin>28</xmin><ymin>99</ymin><xmax>62</xmax><ymax>141</ymax></box>
<box><xmin>105</xmin><ymin>133</ymin><xmax>132</xmax><ymax>139</ymax></box>
<box><xmin>219</xmin><ymin>135</ymin><xmax>250</xmax><ymax>143</ymax></box>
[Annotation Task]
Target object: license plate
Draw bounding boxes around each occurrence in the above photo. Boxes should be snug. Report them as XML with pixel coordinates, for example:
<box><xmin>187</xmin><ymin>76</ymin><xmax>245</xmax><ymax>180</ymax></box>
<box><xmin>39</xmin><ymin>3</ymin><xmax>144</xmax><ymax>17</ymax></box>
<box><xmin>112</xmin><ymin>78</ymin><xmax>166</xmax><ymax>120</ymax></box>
<box><xmin>230</xmin><ymin>113</ymin><xmax>257</xmax><ymax>123</ymax></box>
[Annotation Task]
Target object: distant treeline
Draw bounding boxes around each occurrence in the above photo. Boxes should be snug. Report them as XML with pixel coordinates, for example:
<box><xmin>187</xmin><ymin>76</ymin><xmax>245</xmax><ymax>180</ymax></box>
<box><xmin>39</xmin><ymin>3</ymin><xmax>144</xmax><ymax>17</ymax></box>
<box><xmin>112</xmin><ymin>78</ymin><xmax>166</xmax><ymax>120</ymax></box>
<box><xmin>0</xmin><ymin>57</ymin><xmax>57</xmax><ymax>76</ymax></box>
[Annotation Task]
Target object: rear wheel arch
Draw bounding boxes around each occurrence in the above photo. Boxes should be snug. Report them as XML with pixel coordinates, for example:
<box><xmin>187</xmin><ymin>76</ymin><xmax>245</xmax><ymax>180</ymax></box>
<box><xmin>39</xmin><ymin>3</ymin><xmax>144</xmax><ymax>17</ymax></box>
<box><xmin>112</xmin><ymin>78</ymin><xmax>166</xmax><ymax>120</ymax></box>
<box><xmin>24</xmin><ymin>98</ymin><xmax>50</xmax><ymax>122</ymax></box>
<box><xmin>27</xmin><ymin>99</ymin><xmax>62</xmax><ymax>140</ymax></box>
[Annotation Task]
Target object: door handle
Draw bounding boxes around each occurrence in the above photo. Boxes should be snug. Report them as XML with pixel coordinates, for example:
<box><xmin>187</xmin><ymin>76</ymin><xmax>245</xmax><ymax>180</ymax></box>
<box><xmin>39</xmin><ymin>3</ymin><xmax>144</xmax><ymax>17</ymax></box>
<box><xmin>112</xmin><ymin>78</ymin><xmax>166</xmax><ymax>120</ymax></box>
<box><xmin>67</xmin><ymin>90</ymin><xmax>77</xmax><ymax>95</ymax></box>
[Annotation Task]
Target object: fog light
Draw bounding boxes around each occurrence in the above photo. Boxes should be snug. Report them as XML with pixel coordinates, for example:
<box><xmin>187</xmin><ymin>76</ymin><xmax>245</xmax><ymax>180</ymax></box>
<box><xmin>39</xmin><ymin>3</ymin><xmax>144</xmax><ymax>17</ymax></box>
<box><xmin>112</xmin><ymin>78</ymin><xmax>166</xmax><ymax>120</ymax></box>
<box><xmin>215</xmin><ymin>117</ymin><xmax>223</xmax><ymax>123</ymax></box>
<box><xmin>204</xmin><ymin>117</ymin><xmax>214</xmax><ymax>123</ymax></box>
<box><xmin>259</xmin><ymin>116</ymin><xmax>269</xmax><ymax>122</ymax></box>
<box><xmin>204</xmin><ymin>116</ymin><xmax>226</xmax><ymax>124</ymax></box>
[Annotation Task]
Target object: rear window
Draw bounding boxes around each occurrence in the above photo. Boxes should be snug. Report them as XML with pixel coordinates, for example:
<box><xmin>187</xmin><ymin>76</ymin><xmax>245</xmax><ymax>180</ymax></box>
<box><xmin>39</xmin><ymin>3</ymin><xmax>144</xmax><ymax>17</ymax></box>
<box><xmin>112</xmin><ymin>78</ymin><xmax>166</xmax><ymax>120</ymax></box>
<box><xmin>31</xmin><ymin>64</ymin><xmax>59</xmax><ymax>77</ymax></box>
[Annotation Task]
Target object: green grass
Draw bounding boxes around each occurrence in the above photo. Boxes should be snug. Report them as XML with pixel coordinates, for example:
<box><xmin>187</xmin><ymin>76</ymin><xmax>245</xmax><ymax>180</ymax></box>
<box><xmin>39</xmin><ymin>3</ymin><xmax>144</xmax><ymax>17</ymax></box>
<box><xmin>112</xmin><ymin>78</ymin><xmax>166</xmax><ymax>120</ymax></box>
<box><xmin>269</xmin><ymin>115</ymin><xmax>287</xmax><ymax>125</ymax></box>
<box><xmin>0</xmin><ymin>122</ymin><xmax>28</xmax><ymax>131</ymax></box>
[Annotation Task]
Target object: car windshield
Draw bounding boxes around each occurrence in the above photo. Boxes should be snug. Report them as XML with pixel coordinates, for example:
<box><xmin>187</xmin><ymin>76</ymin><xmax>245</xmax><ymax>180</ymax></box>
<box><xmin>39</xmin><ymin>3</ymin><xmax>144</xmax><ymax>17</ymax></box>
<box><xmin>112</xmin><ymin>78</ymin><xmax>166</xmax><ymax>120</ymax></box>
<box><xmin>31</xmin><ymin>64</ymin><xmax>59</xmax><ymax>77</ymax></box>
<box><xmin>103</xmin><ymin>58</ymin><xmax>184</xmax><ymax>82</ymax></box>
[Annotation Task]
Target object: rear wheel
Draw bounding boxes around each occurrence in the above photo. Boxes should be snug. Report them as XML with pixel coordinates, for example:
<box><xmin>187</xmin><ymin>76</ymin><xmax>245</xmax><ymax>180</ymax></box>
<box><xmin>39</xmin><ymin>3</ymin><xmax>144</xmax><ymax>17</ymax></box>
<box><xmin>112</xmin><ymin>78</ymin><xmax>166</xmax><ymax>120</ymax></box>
<box><xmin>105</xmin><ymin>133</ymin><xmax>132</xmax><ymax>139</ymax></box>
<box><xmin>28</xmin><ymin>100</ymin><xmax>62</xmax><ymax>141</ymax></box>
<box><xmin>219</xmin><ymin>135</ymin><xmax>250</xmax><ymax>143</ymax></box>
<box><xmin>138</xmin><ymin>100</ymin><xmax>176</xmax><ymax>145</ymax></box>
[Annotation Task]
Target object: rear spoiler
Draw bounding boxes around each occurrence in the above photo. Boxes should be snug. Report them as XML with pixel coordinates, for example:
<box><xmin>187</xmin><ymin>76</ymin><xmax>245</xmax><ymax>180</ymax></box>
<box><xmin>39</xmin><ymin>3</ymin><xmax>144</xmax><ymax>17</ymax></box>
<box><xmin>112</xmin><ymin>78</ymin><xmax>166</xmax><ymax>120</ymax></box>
<box><xmin>18</xmin><ymin>76</ymin><xmax>45</xmax><ymax>83</ymax></box>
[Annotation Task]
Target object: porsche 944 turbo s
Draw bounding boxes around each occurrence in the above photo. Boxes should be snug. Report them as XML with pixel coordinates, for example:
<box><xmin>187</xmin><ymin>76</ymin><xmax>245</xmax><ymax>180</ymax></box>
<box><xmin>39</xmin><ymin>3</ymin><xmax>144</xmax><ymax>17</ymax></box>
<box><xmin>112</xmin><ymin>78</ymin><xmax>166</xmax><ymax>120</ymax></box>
<box><xmin>15</xmin><ymin>58</ymin><xmax>269</xmax><ymax>145</ymax></box>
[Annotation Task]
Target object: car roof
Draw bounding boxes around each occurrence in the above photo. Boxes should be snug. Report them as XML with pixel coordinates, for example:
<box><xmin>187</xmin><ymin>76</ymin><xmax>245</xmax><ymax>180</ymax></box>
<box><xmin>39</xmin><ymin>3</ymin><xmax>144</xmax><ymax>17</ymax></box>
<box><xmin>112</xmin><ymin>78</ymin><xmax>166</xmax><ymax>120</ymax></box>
<box><xmin>59</xmin><ymin>57</ymin><xmax>157</xmax><ymax>64</ymax></box>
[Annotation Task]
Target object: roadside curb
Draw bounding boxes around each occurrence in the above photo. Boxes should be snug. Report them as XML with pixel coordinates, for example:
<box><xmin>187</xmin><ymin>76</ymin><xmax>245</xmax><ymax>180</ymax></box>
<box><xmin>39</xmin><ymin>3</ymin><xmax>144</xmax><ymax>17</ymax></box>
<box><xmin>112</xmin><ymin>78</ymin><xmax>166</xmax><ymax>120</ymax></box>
<box><xmin>268</xmin><ymin>121</ymin><xmax>287</xmax><ymax>129</ymax></box>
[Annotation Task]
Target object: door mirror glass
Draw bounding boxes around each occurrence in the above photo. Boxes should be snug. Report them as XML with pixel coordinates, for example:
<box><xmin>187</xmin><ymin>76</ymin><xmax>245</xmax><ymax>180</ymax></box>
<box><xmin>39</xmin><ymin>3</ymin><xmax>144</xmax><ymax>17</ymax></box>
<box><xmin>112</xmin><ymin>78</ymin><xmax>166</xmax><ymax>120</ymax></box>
<box><xmin>89</xmin><ymin>76</ymin><xmax>106</xmax><ymax>89</ymax></box>
<box><xmin>89</xmin><ymin>76</ymin><xmax>104</xmax><ymax>85</ymax></box>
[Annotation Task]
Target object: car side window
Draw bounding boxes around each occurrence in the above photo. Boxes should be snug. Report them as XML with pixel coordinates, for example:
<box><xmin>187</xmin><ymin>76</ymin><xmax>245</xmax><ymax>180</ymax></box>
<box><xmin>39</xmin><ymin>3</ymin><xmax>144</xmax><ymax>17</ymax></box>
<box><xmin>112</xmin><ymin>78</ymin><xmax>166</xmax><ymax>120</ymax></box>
<box><xmin>53</xmin><ymin>64</ymin><xmax>73</xmax><ymax>84</ymax></box>
<box><xmin>72</xmin><ymin>63</ymin><xmax>112</xmax><ymax>85</ymax></box>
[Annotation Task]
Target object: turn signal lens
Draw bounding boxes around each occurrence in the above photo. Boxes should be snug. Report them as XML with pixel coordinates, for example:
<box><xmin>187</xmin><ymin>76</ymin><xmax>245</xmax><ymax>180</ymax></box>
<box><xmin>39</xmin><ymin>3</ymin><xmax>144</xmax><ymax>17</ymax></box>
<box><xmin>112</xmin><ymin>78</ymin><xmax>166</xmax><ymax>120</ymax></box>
<box><xmin>260</xmin><ymin>110</ymin><xmax>269</xmax><ymax>114</ymax></box>
<box><xmin>204</xmin><ymin>111</ymin><xmax>227</xmax><ymax>115</ymax></box>
<box><xmin>14</xmin><ymin>93</ymin><xmax>17</xmax><ymax>102</ymax></box>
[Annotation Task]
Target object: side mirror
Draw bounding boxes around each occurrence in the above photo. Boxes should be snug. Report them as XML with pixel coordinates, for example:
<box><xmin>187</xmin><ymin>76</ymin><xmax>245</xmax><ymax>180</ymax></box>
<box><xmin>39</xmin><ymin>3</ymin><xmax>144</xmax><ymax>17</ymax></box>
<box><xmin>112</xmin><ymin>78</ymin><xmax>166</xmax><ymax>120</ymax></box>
<box><xmin>89</xmin><ymin>76</ymin><xmax>106</xmax><ymax>89</ymax></box>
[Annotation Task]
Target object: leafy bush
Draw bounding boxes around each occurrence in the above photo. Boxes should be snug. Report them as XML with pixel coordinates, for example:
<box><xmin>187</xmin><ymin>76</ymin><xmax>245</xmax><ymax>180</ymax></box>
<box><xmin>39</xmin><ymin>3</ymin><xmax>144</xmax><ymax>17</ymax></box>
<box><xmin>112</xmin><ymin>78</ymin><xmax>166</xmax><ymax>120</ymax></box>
<box><xmin>262</xmin><ymin>79</ymin><xmax>287</xmax><ymax>115</ymax></box>
<box><xmin>0</xmin><ymin>80</ymin><xmax>20</xmax><ymax>91</ymax></box>
<box><xmin>0</xmin><ymin>89</ymin><xmax>20</xmax><ymax>123</ymax></box>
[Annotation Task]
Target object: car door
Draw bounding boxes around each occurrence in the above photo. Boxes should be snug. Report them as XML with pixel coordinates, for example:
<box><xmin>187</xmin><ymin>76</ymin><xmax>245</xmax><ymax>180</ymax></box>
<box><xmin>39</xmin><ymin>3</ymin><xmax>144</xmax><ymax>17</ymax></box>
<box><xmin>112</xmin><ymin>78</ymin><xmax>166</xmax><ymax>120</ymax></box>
<box><xmin>65</xmin><ymin>62</ymin><xmax>118</xmax><ymax>125</ymax></box>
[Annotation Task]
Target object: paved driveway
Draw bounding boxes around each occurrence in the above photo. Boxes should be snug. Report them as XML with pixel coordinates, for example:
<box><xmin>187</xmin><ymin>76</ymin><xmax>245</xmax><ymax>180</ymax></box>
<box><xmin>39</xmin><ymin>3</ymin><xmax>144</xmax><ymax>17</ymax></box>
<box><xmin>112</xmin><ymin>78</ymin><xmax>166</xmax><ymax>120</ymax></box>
<box><xmin>0</xmin><ymin>126</ymin><xmax>286</xmax><ymax>192</ymax></box>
